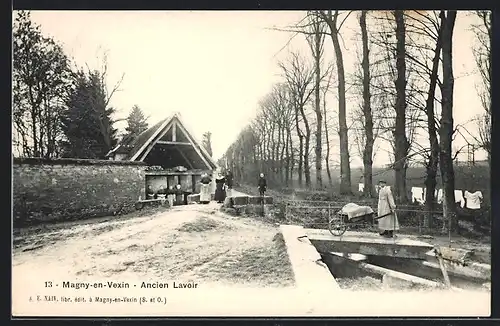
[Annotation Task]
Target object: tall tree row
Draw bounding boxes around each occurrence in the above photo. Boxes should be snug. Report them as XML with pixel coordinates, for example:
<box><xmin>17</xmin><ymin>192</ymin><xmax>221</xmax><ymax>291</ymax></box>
<box><xmin>223</xmin><ymin>10</ymin><xmax>483</xmax><ymax>232</ymax></box>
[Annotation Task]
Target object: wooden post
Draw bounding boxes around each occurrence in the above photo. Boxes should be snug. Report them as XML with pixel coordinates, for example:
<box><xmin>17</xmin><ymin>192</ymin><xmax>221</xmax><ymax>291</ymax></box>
<box><xmin>418</xmin><ymin>213</ymin><xmax>422</xmax><ymax>234</ymax></box>
<box><xmin>285</xmin><ymin>202</ymin><xmax>288</xmax><ymax>222</ymax></box>
<box><xmin>172</xmin><ymin>121</ymin><xmax>177</xmax><ymax>142</ymax></box>
<box><xmin>435</xmin><ymin>247</ymin><xmax>452</xmax><ymax>288</ymax></box>
<box><xmin>328</xmin><ymin>203</ymin><xmax>331</xmax><ymax>224</ymax></box>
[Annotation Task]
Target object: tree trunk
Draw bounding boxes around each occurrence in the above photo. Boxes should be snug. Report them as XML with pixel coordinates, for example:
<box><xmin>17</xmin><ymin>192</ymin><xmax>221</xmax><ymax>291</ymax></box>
<box><xmin>439</xmin><ymin>10</ymin><xmax>458</xmax><ymax>232</ymax></box>
<box><xmin>314</xmin><ymin>25</ymin><xmax>323</xmax><ymax>189</ymax></box>
<box><xmin>423</xmin><ymin>18</ymin><xmax>444</xmax><ymax>229</ymax></box>
<box><xmin>285</xmin><ymin>127</ymin><xmax>290</xmax><ymax>186</ymax></box>
<box><xmin>393</xmin><ymin>10</ymin><xmax>409</xmax><ymax>203</ymax></box>
<box><xmin>284</xmin><ymin>128</ymin><xmax>289</xmax><ymax>186</ymax></box>
<box><xmin>28</xmin><ymin>86</ymin><xmax>40</xmax><ymax>157</ymax></box>
<box><xmin>323</xmin><ymin>100</ymin><xmax>333</xmax><ymax>187</ymax></box>
<box><xmin>294</xmin><ymin>107</ymin><xmax>304</xmax><ymax>187</ymax></box>
<box><xmin>289</xmin><ymin>131</ymin><xmax>294</xmax><ymax>184</ymax></box>
<box><xmin>300</xmin><ymin>104</ymin><xmax>312</xmax><ymax>188</ymax></box>
<box><xmin>281</xmin><ymin>124</ymin><xmax>287</xmax><ymax>184</ymax></box>
<box><xmin>271</xmin><ymin>124</ymin><xmax>277</xmax><ymax>181</ymax></box>
<box><xmin>325</xmin><ymin>10</ymin><xmax>351</xmax><ymax>194</ymax></box>
<box><xmin>360</xmin><ymin>10</ymin><xmax>374</xmax><ymax>198</ymax></box>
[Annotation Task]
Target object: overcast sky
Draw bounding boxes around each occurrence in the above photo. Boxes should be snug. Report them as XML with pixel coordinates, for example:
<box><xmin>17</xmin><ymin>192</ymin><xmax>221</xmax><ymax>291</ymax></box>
<box><xmin>25</xmin><ymin>11</ymin><xmax>487</xmax><ymax>165</ymax></box>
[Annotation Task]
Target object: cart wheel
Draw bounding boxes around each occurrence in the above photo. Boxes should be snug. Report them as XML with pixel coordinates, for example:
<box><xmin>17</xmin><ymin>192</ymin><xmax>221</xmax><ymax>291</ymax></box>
<box><xmin>328</xmin><ymin>218</ymin><xmax>347</xmax><ymax>236</ymax></box>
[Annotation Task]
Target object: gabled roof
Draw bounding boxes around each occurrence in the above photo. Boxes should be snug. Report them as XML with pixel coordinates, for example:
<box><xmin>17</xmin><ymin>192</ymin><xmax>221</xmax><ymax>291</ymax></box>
<box><xmin>107</xmin><ymin>112</ymin><xmax>217</xmax><ymax>170</ymax></box>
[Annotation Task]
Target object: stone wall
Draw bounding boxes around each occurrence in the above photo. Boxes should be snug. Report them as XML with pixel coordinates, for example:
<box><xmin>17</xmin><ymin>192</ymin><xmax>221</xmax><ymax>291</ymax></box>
<box><xmin>13</xmin><ymin>157</ymin><xmax>146</xmax><ymax>227</ymax></box>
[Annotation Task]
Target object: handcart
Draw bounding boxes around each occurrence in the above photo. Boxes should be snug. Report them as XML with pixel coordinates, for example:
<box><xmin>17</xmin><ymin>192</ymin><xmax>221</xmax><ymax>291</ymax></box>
<box><xmin>328</xmin><ymin>203</ymin><xmax>393</xmax><ymax>236</ymax></box>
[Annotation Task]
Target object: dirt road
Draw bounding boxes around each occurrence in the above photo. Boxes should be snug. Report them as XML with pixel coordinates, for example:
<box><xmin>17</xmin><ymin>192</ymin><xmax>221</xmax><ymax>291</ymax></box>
<box><xmin>13</xmin><ymin>203</ymin><xmax>293</xmax><ymax>287</ymax></box>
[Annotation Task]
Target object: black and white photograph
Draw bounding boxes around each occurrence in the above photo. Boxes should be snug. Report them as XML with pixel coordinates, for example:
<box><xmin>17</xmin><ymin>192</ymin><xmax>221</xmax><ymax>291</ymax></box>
<box><xmin>12</xmin><ymin>10</ymin><xmax>491</xmax><ymax>317</ymax></box>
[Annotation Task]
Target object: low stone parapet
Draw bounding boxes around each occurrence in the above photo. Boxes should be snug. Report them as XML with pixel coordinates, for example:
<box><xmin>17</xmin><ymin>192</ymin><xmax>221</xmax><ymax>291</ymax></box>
<box><xmin>224</xmin><ymin>195</ymin><xmax>273</xmax><ymax>208</ymax></box>
<box><xmin>187</xmin><ymin>193</ymin><xmax>200</xmax><ymax>204</ymax></box>
<box><xmin>248</xmin><ymin>196</ymin><xmax>274</xmax><ymax>205</ymax></box>
<box><xmin>222</xmin><ymin>195</ymin><xmax>274</xmax><ymax>217</ymax></box>
<box><xmin>243</xmin><ymin>204</ymin><xmax>273</xmax><ymax>216</ymax></box>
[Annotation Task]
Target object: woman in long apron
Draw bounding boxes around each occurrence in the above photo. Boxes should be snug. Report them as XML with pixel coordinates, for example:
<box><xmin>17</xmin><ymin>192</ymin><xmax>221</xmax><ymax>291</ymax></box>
<box><xmin>199</xmin><ymin>173</ymin><xmax>212</xmax><ymax>204</ymax></box>
<box><xmin>377</xmin><ymin>180</ymin><xmax>399</xmax><ymax>238</ymax></box>
<box><xmin>214</xmin><ymin>174</ymin><xmax>226</xmax><ymax>203</ymax></box>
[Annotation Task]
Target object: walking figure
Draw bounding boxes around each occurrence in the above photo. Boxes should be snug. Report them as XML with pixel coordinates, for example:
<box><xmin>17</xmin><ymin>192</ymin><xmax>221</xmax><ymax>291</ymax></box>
<box><xmin>258</xmin><ymin>173</ymin><xmax>267</xmax><ymax>197</ymax></box>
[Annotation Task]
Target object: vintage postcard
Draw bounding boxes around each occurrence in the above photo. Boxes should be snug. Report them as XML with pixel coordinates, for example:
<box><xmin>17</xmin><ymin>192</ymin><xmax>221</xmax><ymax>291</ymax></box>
<box><xmin>12</xmin><ymin>10</ymin><xmax>491</xmax><ymax>317</ymax></box>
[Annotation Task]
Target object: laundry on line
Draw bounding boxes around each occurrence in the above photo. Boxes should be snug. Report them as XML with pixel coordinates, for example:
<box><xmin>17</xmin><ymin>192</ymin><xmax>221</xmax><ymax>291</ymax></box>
<box><xmin>464</xmin><ymin>190</ymin><xmax>483</xmax><ymax>210</ymax></box>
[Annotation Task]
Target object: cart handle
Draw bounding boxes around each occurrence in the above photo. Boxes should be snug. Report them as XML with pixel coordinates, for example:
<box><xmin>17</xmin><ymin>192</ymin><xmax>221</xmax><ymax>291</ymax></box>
<box><xmin>373</xmin><ymin>210</ymin><xmax>397</xmax><ymax>220</ymax></box>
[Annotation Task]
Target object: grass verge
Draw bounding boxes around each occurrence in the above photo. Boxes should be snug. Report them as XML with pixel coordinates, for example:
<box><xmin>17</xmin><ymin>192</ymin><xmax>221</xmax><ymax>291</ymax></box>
<box><xmin>197</xmin><ymin>232</ymin><xmax>295</xmax><ymax>287</ymax></box>
<box><xmin>176</xmin><ymin>216</ymin><xmax>234</xmax><ymax>233</ymax></box>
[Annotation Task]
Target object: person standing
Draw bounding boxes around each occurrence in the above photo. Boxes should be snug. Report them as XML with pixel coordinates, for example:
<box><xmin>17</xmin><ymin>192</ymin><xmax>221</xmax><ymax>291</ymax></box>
<box><xmin>214</xmin><ymin>173</ymin><xmax>226</xmax><ymax>203</ymax></box>
<box><xmin>377</xmin><ymin>180</ymin><xmax>399</xmax><ymax>238</ymax></box>
<box><xmin>174</xmin><ymin>183</ymin><xmax>184</xmax><ymax>206</ymax></box>
<box><xmin>199</xmin><ymin>173</ymin><xmax>212</xmax><ymax>204</ymax></box>
<box><xmin>258</xmin><ymin>173</ymin><xmax>267</xmax><ymax>197</ymax></box>
<box><xmin>166</xmin><ymin>186</ymin><xmax>175</xmax><ymax>207</ymax></box>
<box><xmin>225</xmin><ymin>169</ymin><xmax>234</xmax><ymax>197</ymax></box>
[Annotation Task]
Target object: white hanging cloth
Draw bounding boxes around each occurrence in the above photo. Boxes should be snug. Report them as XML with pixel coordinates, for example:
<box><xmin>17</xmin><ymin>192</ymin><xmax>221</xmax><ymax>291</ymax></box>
<box><xmin>411</xmin><ymin>187</ymin><xmax>425</xmax><ymax>204</ymax></box>
<box><xmin>464</xmin><ymin>190</ymin><xmax>483</xmax><ymax>210</ymax></box>
<box><xmin>454</xmin><ymin>190</ymin><xmax>465</xmax><ymax>208</ymax></box>
<box><xmin>435</xmin><ymin>189</ymin><xmax>443</xmax><ymax>204</ymax></box>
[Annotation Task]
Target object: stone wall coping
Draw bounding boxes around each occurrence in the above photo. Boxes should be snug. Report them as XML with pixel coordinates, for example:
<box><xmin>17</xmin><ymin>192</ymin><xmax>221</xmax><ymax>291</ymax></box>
<box><xmin>13</xmin><ymin>157</ymin><xmax>146</xmax><ymax>166</ymax></box>
<box><xmin>145</xmin><ymin>169</ymin><xmax>211</xmax><ymax>176</ymax></box>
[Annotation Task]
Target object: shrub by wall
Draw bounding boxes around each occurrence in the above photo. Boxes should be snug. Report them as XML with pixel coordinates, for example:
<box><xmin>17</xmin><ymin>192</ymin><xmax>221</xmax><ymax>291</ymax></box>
<box><xmin>13</xmin><ymin>157</ymin><xmax>146</xmax><ymax>228</ymax></box>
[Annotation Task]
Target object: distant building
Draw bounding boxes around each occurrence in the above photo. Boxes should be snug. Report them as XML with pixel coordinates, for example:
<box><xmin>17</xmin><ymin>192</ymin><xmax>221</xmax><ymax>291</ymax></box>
<box><xmin>106</xmin><ymin>112</ymin><xmax>218</xmax><ymax>197</ymax></box>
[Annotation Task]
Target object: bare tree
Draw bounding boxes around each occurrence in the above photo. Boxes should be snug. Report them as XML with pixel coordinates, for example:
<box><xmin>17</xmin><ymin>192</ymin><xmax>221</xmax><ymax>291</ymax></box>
<box><xmin>370</xmin><ymin>12</ymin><xmax>422</xmax><ymax>203</ymax></box>
<box><xmin>279</xmin><ymin>51</ymin><xmax>315</xmax><ymax>188</ymax></box>
<box><xmin>89</xmin><ymin>53</ymin><xmax>125</xmax><ymax>152</ymax></box>
<box><xmin>270</xmin><ymin>84</ymin><xmax>295</xmax><ymax>186</ymax></box>
<box><xmin>392</xmin><ymin>10</ymin><xmax>410</xmax><ymax>203</ymax></box>
<box><xmin>317</xmin><ymin>10</ymin><xmax>353</xmax><ymax>194</ymax></box>
<box><xmin>306</xmin><ymin>12</ymin><xmax>327</xmax><ymax>189</ymax></box>
<box><xmin>322</xmin><ymin>66</ymin><xmax>336</xmax><ymax>187</ymax></box>
<box><xmin>471</xmin><ymin>11</ymin><xmax>491</xmax><ymax>166</ymax></box>
<box><xmin>358</xmin><ymin>10</ymin><xmax>375</xmax><ymax>198</ymax></box>
<box><xmin>402</xmin><ymin>11</ymin><xmax>444</xmax><ymax>228</ymax></box>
